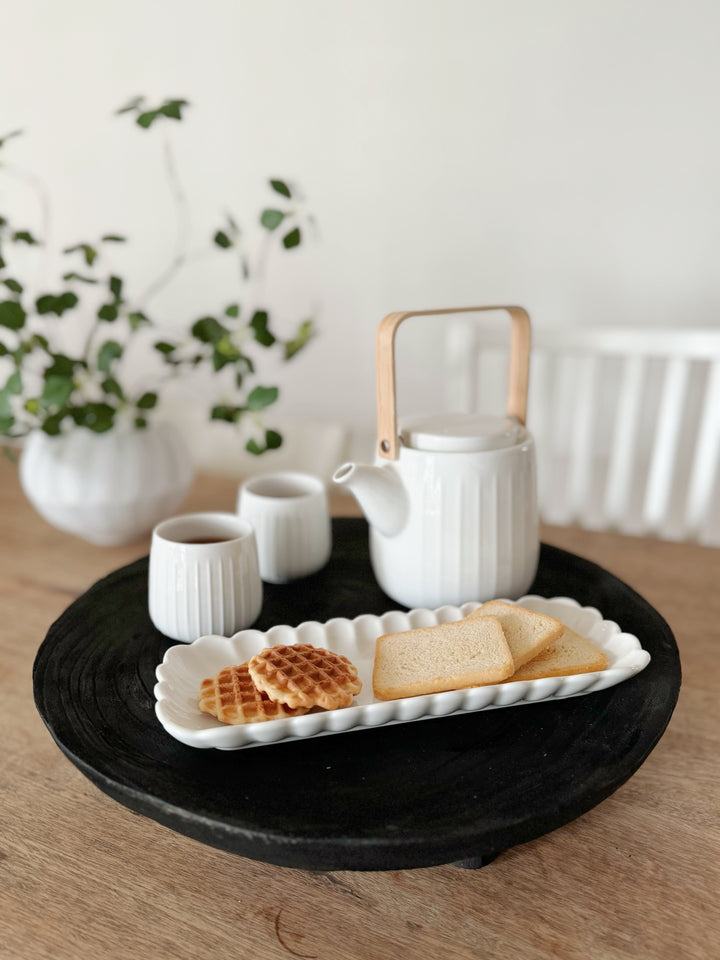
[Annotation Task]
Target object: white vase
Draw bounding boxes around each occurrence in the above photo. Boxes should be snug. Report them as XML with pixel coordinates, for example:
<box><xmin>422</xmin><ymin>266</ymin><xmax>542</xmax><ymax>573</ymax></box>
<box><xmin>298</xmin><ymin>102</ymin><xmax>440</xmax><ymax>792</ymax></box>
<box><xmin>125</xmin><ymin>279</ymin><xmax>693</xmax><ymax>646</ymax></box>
<box><xmin>19</xmin><ymin>422</ymin><xmax>195</xmax><ymax>546</ymax></box>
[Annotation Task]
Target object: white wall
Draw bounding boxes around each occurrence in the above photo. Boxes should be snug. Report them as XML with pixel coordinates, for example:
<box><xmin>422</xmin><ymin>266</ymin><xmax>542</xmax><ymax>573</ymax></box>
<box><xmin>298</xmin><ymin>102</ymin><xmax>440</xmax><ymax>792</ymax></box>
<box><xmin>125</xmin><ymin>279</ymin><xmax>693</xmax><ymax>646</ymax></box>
<box><xmin>2</xmin><ymin>0</ymin><xmax>719</xmax><ymax>473</ymax></box>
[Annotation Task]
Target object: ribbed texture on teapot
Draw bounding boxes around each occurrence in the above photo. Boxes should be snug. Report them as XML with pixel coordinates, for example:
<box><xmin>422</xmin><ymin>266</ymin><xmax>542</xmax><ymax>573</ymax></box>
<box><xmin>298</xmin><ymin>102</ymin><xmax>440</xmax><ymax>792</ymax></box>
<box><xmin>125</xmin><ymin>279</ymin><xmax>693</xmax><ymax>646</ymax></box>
<box><xmin>367</xmin><ymin>441</ymin><xmax>539</xmax><ymax>609</ymax></box>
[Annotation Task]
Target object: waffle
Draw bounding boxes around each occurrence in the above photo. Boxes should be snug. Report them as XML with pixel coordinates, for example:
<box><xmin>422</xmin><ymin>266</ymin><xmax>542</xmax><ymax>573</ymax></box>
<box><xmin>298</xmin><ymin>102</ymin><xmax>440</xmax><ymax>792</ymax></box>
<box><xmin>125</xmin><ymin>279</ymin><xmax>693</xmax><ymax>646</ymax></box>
<box><xmin>198</xmin><ymin>663</ymin><xmax>310</xmax><ymax>724</ymax></box>
<box><xmin>248</xmin><ymin>643</ymin><xmax>362</xmax><ymax>710</ymax></box>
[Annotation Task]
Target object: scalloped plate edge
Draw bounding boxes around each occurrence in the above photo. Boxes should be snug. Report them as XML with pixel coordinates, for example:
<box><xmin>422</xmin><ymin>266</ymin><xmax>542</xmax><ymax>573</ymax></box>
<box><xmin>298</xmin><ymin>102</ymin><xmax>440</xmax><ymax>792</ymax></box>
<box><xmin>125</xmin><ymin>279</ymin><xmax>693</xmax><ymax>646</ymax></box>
<box><xmin>154</xmin><ymin>595</ymin><xmax>651</xmax><ymax>750</ymax></box>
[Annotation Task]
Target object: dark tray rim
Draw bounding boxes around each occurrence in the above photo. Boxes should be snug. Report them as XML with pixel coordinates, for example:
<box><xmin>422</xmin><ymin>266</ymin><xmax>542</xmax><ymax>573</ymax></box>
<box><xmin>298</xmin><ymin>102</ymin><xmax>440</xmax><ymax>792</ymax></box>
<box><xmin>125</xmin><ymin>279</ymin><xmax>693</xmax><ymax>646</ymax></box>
<box><xmin>33</xmin><ymin>526</ymin><xmax>682</xmax><ymax>871</ymax></box>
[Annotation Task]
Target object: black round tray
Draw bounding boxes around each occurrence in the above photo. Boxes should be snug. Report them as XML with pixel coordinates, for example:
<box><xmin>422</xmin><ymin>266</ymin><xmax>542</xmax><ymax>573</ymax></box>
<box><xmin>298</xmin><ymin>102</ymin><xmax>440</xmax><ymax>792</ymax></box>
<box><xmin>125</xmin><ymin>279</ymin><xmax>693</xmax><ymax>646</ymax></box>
<box><xmin>33</xmin><ymin>519</ymin><xmax>681</xmax><ymax>872</ymax></box>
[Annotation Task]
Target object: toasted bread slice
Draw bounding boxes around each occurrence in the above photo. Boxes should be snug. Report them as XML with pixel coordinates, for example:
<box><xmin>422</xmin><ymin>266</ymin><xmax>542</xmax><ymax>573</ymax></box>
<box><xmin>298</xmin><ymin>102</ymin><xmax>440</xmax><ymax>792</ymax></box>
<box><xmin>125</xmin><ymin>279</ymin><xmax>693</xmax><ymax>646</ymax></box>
<box><xmin>465</xmin><ymin>600</ymin><xmax>564</xmax><ymax>669</ymax></box>
<box><xmin>503</xmin><ymin>627</ymin><xmax>608</xmax><ymax>681</ymax></box>
<box><xmin>372</xmin><ymin>614</ymin><xmax>514</xmax><ymax>700</ymax></box>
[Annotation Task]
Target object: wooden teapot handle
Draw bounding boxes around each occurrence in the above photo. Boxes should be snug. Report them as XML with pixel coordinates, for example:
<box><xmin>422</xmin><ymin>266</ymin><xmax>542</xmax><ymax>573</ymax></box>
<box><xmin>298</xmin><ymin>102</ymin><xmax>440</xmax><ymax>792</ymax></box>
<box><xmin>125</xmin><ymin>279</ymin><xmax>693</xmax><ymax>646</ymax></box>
<box><xmin>376</xmin><ymin>305</ymin><xmax>531</xmax><ymax>461</ymax></box>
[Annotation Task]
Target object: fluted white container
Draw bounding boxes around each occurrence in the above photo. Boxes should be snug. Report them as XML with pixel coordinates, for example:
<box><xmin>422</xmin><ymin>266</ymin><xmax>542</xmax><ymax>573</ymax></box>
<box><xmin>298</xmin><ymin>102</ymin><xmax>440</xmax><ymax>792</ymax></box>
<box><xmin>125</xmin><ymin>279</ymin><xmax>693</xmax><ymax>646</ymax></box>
<box><xmin>148</xmin><ymin>512</ymin><xmax>263</xmax><ymax>643</ymax></box>
<box><xmin>19</xmin><ymin>422</ymin><xmax>194</xmax><ymax>546</ymax></box>
<box><xmin>237</xmin><ymin>471</ymin><xmax>332</xmax><ymax>583</ymax></box>
<box><xmin>365</xmin><ymin>436</ymin><xmax>539</xmax><ymax>609</ymax></box>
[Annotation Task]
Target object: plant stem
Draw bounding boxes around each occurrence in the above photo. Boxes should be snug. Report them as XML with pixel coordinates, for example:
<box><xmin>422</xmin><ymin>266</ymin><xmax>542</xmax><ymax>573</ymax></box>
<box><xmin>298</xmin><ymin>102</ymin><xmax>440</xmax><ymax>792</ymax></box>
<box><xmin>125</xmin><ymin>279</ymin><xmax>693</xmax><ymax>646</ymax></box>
<box><xmin>80</xmin><ymin>315</ymin><xmax>102</xmax><ymax>367</ymax></box>
<box><xmin>1</xmin><ymin>162</ymin><xmax>53</xmax><ymax>288</ymax></box>
<box><xmin>137</xmin><ymin>135</ymin><xmax>190</xmax><ymax>308</ymax></box>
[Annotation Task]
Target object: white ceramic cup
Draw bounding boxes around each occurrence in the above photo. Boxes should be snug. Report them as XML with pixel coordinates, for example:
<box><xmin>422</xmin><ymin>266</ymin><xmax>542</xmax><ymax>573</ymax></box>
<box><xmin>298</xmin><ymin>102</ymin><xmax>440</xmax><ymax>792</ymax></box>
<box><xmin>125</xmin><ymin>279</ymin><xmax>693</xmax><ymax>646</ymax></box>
<box><xmin>148</xmin><ymin>512</ymin><xmax>263</xmax><ymax>643</ymax></box>
<box><xmin>236</xmin><ymin>471</ymin><xmax>332</xmax><ymax>583</ymax></box>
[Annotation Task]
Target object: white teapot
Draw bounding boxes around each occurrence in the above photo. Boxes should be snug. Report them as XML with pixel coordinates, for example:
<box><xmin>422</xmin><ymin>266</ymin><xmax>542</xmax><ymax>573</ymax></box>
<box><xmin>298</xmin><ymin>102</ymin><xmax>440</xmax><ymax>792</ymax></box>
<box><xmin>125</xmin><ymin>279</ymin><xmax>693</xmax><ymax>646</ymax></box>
<box><xmin>333</xmin><ymin>305</ymin><xmax>539</xmax><ymax>609</ymax></box>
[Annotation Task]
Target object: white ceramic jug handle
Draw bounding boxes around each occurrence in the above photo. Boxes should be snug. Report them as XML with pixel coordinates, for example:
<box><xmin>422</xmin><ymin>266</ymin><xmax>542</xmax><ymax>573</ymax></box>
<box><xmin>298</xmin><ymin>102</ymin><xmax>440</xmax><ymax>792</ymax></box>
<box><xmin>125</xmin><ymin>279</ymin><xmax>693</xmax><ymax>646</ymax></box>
<box><xmin>375</xmin><ymin>305</ymin><xmax>531</xmax><ymax>461</ymax></box>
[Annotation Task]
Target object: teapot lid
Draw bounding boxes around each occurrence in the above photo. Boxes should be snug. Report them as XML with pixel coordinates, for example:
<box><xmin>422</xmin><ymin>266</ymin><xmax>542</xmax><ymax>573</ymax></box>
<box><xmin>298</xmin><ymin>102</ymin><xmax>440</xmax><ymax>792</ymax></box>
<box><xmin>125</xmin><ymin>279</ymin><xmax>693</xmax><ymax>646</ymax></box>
<box><xmin>399</xmin><ymin>413</ymin><xmax>523</xmax><ymax>453</ymax></box>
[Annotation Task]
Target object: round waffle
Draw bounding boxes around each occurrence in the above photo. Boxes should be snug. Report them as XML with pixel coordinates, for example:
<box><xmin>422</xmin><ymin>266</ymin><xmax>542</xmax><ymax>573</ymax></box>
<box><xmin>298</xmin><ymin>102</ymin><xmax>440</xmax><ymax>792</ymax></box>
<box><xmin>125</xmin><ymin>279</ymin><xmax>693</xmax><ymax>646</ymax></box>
<box><xmin>248</xmin><ymin>643</ymin><xmax>362</xmax><ymax>710</ymax></box>
<box><xmin>198</xmin><ymin>662</ymin><xmax>310</xmax><ymax>724</ymax></box>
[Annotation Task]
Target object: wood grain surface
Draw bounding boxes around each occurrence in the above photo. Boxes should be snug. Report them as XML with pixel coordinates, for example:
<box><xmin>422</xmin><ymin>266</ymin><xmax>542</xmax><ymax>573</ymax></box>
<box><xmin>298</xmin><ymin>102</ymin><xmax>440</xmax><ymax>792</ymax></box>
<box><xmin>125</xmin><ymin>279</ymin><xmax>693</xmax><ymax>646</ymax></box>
<box><xmin>2</xmin><ymin>456</ymin><xmax>718</xmax><ymax>960</ymax></box>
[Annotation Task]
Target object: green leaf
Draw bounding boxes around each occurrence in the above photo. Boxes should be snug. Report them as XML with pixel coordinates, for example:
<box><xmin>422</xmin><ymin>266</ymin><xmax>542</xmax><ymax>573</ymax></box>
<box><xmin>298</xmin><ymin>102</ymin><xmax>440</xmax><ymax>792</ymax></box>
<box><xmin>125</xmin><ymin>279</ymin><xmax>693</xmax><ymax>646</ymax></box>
<box><xmin>101</xmin><ymin>234</ymin><xmax>126</xmax><ymax>243</ymax></box>
<box><xmin>0</xmin><ymin>300</ymin><xmax>26</xmax><ymax>329</ymax></box>
<box><xmin>40</xmin><ymin>375</ymin><xmax>73</xmax><ymax>409</ymax></box>
<box><xmin>12</xmin><ymin>342</ymin><xmax>29</xmax><ymax>364</ymax></box>
<box><xmin>136</xmin><ymin>391</ymin><xmax>157</xmax><ymax>409</ymax></box>
<box><xmin>212</xmin><ymin>335</ymin><xmax>242</xmax><ymax>371</ymax></box>
<box><xmin>73</xmin><ymin>402</ymin><xmax>115</xmax><ymax>433</ymax></box>
<box><xmin>128</xmin><ymin>311</ymin><xmax>149</xmax><ymax>331</ymax></box>
<box><xmin>24</xmin><ymin>398</ymin><xmax>38</xmax><ymax>414</ymax></box>
<box><xmin>12</xmin><ymin>230</ymin><xmax>39</xmax><ymax>245</ymax></box>
<box><xmin>154</xmin><ymin>341</ymin><xmax>176</xmax><ymax>355</ymax></box>
<box><xmin>212</xmin><ymin>351</ymin><xmax>232</xmax><ymax>372</ymax></box>
<box><xmin>36</xmin><ymin>292</ymin><xmax>78</xmax><ymax>316</ymax></box>
<box><xmin>245</xmin><ymin>429</ymin><xmax>283</xmax><ymax>455</ymax></box>
<box><xmin>215</xmin><ymin>335</ymin><xmax>240</xmax><ymax>359</ymax></box>
<box><xmin>109</xmin><ymin>276</ymin><xmax>123</xmax><ymax>301</ymax></box>
<box><xmin>284</xmin><ymin>319</ymin><xmax>315</xmax><ymax>360</ymax></box>
<box><xmin>97</xmin><ymin>303</ymin><xmax>118</xmax><ymax>322</ymax></box>
<box><xmin>63</xmin><ymin>243</ymin><xmax>98</xmax><ymax>266</ymax></box>
<box><xmin>135</xmin><ymin>416</ymin><xmax>148</xmax><ymax>429</ymax></box>
<box><xmin>6</xmin><ymin>370</ymin><xmax>21</xmax><ymax>394</ymax></box>
<box><xmin>136</xmin><ymin>99</ymin><xmax>189</xmax><ymax>129</ymax></box>
<box><xmin>0</xmin><ymin>388</ymin><xmax>13</xmax><ymax>420</ymax></box>
<box><xmin>191</xmin><ymin>316</ymin><xmax>228</xmax><ymax>344</ymax></box>
<box><xmin>159</xmin><ymin>99</ymin><xmax>189</xmax><ymax>120</ymax></box>
<box><xmin>2</xmin><ymin>278</ymin><xmax>22</xmax><ymax>295</ymax></box>
<box><xmin>211</xmin><ymin>404</ymin><xmax>243</xmax><ymax>423</ymax></box>
<box><xmin>213</xmin><ymin>230</ymin><xmax>233</xmax><ymax>249</ymax></box>
<box><xmin>225</xmin><ymin>304</ymin><xmax>240</xmax><ymax>318</ymax></box>
<box><xmin>41</xmin><ymin>413</ymin><xmax>65</xmax><ymax>436</ymax></box>
<box><xmin>44</xmin><ymin>354</ymin><xmax>76</xmax><ymax>378</ymax></box>
<box><xmin>0</xmin><ymin>343</ymin><xmax>7</xmax><ymax>357</ymax></box>
<box><xmin>62</xmin><ymin>272</ymin><xmax>98</xmax><ymax>285</ymax></box>
<box><xmin>270</xmin><ymin>179</ymin><xmax>292</xmax><ymax>199</ymax></box>
<box><xmin>249</xmin><ymin>310</ymin><xmax>275</xmax><ymax>347</ymax></box>
<box><xmin>282</xmin><ymin>227</ymin><xmax>301</xmax><ymax>249</ymax></box>
<box><xmin>97</xmin><ymin>340</ymin><xmax>123</xmax><ymax>373</ymax></box>
<box><xmin>102</xmin><ymin>377</ymin><xmax>124</xmax><ymax>400</ymax></box>
<box><xmin>260</xmin><ymin>209</ymin><xmax>285</xmax><ymax>231</ymax></box>
<box><xmin>136</xmin><ymin>110</ymin><xmax>159</xmax><ymax>129</ymax></box>
<box><xmin>246</xmin><ymin>385</ymin><xmax>278</xmax><ymax>411</ymax></box>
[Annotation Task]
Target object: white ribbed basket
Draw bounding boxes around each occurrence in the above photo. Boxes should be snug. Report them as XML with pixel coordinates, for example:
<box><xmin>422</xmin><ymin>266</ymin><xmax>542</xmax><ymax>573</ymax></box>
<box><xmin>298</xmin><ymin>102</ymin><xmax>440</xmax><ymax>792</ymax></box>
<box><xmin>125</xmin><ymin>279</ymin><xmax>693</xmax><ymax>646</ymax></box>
<box><xmin>19</xmin><ymin>422</ymin><xmax>194</xmax><ymax>545</ymax></box>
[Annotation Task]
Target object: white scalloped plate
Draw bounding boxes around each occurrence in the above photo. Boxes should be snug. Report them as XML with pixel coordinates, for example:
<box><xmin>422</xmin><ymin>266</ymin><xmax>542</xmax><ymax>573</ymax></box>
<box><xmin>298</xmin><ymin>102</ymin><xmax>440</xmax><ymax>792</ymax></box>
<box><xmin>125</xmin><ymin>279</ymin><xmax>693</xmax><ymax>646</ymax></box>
<box><xmin>154</xmin><ymin>595</ymin><xmax>651</xmax><ymax>750</ymax></box>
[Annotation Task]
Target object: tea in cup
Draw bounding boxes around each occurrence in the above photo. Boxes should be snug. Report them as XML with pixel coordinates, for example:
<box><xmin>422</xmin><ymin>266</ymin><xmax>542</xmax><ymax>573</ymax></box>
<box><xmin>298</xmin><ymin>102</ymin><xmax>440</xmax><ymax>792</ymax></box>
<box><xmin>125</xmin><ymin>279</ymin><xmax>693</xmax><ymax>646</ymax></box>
<box><xmin>148</xmin><ymin>512</ymin><xmax>262</xmax><ymax>643</ymax></box>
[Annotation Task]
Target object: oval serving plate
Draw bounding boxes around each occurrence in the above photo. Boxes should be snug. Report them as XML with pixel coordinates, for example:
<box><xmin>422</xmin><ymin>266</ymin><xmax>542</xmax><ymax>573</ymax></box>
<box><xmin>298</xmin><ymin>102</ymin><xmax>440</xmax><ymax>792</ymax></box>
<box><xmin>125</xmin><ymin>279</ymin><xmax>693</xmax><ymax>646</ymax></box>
<box><xmin>154</xmin><ymin>595</ymin><xmax>651</xmax><ymax>750</ymax></box>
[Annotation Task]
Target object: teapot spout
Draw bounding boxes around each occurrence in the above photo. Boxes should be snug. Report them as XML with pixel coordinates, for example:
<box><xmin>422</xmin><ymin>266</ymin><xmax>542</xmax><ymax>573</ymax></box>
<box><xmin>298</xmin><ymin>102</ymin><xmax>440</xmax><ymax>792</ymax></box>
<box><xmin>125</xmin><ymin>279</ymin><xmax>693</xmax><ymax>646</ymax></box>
<box><xmin>333</xmin><ymin>462</ymin><xmax>408</xmax><ymax>537</ymax></box>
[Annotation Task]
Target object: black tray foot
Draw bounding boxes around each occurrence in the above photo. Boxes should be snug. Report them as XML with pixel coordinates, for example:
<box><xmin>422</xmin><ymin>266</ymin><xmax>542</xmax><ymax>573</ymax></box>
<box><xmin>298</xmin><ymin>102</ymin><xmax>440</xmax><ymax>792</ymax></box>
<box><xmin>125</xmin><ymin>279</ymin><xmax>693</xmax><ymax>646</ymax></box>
<box><xmin>451</xmin><ymin>851</ymin><xmax>501</xmax><ymax>869</ymax></box>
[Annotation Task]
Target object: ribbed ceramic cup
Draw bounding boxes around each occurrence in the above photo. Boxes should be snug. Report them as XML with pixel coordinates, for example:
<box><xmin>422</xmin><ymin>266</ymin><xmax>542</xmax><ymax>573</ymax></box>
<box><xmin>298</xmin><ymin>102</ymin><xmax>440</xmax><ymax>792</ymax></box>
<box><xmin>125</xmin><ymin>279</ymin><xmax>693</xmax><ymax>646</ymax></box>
<box><xmin>236</xmin><ymin>472</ymin><xmax>332</xmax><ymax>583</ymax></box>
<box><xmin>148</xmin><ymin>512</ymin><xmax>262</xmax><ymax>643</ymax></box>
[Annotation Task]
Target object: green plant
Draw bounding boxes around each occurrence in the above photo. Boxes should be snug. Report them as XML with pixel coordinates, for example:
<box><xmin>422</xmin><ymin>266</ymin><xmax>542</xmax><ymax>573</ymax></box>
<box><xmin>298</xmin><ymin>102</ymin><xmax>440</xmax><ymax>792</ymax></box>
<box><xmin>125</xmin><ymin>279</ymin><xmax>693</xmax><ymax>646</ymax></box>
<box><xmin>0</xmin><ymin>96</ymin><xmax>316</xmax><ymax>455</ymax></box>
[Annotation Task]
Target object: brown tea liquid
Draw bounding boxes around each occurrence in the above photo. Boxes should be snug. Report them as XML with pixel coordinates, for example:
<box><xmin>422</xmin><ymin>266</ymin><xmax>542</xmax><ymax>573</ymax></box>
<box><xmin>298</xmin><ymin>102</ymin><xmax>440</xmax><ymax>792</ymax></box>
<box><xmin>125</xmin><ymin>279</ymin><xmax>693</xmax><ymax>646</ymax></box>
<box><xmin>183</xmin><ymin>537</ymin><xmax>233</xmax><ymax>544</ymax></box>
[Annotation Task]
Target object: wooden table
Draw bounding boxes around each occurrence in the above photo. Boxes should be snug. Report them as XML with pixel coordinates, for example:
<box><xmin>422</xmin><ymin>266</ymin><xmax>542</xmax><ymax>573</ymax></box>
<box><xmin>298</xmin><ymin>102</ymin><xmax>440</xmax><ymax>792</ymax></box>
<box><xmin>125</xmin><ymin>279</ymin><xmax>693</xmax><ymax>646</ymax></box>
<box><xmin>2</xmin><ymin>458</ymin><xmax>717</xmax><ymax>960</ymax></box>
